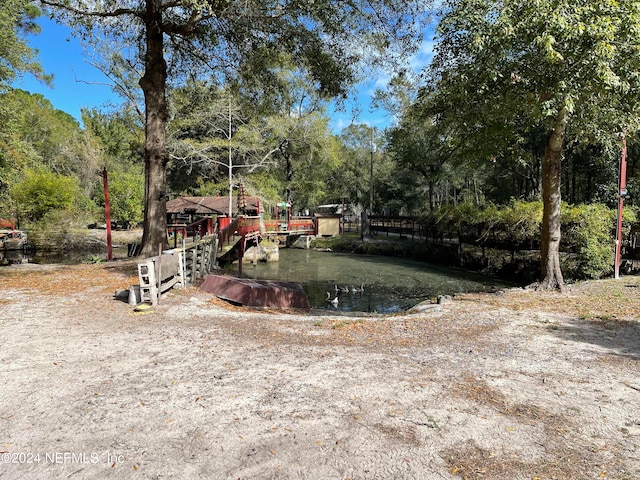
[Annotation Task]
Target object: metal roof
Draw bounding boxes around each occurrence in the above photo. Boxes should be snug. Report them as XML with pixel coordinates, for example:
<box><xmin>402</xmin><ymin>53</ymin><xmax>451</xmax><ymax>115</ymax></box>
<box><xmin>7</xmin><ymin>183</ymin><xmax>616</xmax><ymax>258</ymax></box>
<box><xmin>166</xmin><ymin>196</ymin><xmax>260</xmax><ymax>216</ymax></box>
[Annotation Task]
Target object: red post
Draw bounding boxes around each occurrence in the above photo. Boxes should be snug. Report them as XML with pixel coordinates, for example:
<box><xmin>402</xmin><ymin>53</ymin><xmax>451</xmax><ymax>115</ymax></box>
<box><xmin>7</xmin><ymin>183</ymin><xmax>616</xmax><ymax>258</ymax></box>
<box><xmin>614</xmin><ymin>134</ymin><xmax>628</xmax><ymax>279</ymax></box>
<box><xmin>102</xmin><ymin>168</ymin><xmax>113</xmax><ymax>261</ymax></box>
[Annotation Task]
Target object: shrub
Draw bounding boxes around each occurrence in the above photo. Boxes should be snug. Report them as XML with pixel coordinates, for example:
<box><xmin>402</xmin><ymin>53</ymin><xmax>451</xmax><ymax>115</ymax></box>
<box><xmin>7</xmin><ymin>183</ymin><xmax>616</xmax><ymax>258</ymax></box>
<box><xmin>11</xmin><ymin>168</ymin><xmax>85</xmax><ymax>222</ymax></box>
<box><xmin>561</xmin><ymin>203</ymin><xmax>637</xmax><ymax>279</ymax></box>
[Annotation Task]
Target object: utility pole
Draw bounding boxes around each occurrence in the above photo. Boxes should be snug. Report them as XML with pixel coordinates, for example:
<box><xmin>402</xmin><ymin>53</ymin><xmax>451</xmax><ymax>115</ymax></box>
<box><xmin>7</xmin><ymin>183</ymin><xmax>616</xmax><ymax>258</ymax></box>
<box><xmin>369</xmin><ymin>128</ymin><xmax>374</xmax><ymax>216</ymax></box>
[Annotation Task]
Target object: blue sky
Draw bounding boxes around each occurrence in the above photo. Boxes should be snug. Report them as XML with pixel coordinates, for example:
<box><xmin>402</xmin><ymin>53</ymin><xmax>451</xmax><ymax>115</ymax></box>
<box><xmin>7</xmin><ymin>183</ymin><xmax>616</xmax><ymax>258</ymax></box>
<box><xmin>12</xmin><ymin>18</ymin><xmax>118</xmax><ymax>122</ymax></box>
<box><xmin>12</xmin><ymin>17</ymin><xmax>434</xmax><ymax>132</ymax></box>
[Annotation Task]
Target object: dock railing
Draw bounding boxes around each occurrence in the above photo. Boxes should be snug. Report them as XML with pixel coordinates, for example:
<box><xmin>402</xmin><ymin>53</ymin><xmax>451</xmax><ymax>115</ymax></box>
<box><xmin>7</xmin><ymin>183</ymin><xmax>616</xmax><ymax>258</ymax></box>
<box><xmin>137</xmin><ymin>215</ymin><xmax>270</xmax><ymax>304</ymax></box>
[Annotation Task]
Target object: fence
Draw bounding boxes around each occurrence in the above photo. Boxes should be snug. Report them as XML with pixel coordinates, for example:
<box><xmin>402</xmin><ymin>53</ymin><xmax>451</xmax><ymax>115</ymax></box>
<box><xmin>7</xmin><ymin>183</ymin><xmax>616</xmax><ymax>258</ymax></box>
<box><xmin>137</xmin><ymin>234</ymin><xmax>218</xmax><ymax>305</ymax></box>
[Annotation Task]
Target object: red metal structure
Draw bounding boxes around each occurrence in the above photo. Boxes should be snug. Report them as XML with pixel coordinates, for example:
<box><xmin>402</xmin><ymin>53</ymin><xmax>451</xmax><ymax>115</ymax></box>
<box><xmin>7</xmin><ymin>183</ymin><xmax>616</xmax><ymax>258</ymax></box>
<box><xmin>0</xmin><ymin>219</ymin><xmax>15</xmax><ymax>229</ymax></box>
<box><xmin>614</xmin><ymin>134</ymin><xmax>628</xmax><ymax>279</ymax></box>
<box><xmin>102</xmin><ymin>168</ymin><xmax>113</xmax><ymax>261</ymax></box>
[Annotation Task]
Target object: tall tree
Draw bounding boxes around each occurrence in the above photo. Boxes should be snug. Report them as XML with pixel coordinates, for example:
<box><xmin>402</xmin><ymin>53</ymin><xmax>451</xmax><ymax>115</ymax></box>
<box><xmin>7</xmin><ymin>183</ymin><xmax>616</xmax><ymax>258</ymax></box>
<box><xmin>40</xmin><ymin>0</ymin><xmax>431</xmax><ymax>257</ymax></box>
<box><xmin>0</xmin><ymin>0</ymin><xmax>48</xmax><ymax>208</ymax></box>
<box><xmin>425</xmin><ymin>0</ymin><xmax>640</xmax><ymax>291</ymax></box>
<box><xmin>0</xmin><ymin>0</ymin><xmax>47</xmax><ymax>88</ymax></box>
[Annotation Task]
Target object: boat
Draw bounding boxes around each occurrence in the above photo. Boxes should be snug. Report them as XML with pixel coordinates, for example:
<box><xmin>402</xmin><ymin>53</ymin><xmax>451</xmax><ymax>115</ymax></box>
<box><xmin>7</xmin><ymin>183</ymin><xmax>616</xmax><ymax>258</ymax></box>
<box><xmin>0</xmin><ymin>229</ymin><xmax>28</xmax><ymax>251</ymax></box>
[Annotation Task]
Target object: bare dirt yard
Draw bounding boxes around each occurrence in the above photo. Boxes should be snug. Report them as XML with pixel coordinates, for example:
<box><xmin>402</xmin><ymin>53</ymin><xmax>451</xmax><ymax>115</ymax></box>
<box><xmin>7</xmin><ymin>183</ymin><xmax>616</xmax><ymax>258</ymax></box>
<box><xmin>1</xmin><ymin>261</ymin><xmax>639</xmax><ymax>480</ymax></box>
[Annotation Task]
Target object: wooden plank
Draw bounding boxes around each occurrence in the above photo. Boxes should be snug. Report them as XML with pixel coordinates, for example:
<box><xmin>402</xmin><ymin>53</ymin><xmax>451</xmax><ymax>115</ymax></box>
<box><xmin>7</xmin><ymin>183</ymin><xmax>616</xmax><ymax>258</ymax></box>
<box><xmin>137</xmin><ymin>252</ymin><xmax>182</xmax><ymax>305</ymax></box>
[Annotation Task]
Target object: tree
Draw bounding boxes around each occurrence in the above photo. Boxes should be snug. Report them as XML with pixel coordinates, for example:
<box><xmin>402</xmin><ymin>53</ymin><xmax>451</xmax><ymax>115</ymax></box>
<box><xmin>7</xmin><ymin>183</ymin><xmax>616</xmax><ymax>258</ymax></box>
<box><xmin>0</xmin><ymin>90</ymin><xmax>101</xmax><ymax>219</ymax></box>
<box><xmin>0</xmin><ymin>0</ymin><xmax>48</xmax><ymax>209</ymax></box>
<box><xmin>425</xmin><ymin>0</ymin><xmax>640</xmax><ymax>290</ymax></box>
<box><xmin>95</xmin><ymin>168</ymin><xmax>145</xmax><ymax>228</ymax></box>
<box><xmin>167</xmin><ymin>83</ymin><xmax>285</xmax><ymax>215</ymax></box>
<box><xmin>11</xmin><ymin>168</ymin><xmax>82</xmax><ymax>222</ymax></box>
<box><xmin>82</xmin><ymin>107</ymin><xmax>144</xmax><ymax>167</ymax></box>
<box><xmin>0</xmin><ymin>0</ymin><xmax>48</xmax><ymax>88</ymax></box>
<box><xmin>40</xmin><ymin>0</ymin><xmax>431</xmax><ymax>257</ymax></box>
<box><xmin>337</xmin><ymin>124</ymin><xmax>383</xmax><ymax>214</ymax></box>
<box><xmin>387</xmin><ymin>107</ymin><xmax>455</xmax><ymax>211</ymax></box>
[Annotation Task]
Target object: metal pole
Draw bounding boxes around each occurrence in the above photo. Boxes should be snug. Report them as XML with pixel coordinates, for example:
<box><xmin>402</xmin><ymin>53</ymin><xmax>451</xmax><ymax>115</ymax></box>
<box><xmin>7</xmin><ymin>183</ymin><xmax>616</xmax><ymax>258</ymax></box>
<box><xmin>228</xmin><ymin>94</ymin><xmax>234</xmax><ymax>219</ymax></box>
<box><xmin>369</xmin><ymin>129</ymin><xmax>374</xmax><ymax>215</ymax></box>
<box><xmin>102</xmin><ymin>168</ymin><xmax>113</xmax><ymax>261</ymax></box>
<box><xmin>614</xmin><ymin>133</ymin><xmax>628</xmax><ymax>279</ymax></box>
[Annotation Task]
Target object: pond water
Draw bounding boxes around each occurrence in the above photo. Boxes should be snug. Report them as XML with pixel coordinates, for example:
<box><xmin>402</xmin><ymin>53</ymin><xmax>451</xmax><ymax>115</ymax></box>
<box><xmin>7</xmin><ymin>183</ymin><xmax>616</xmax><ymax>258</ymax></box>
<box><xmin>3</xmin><ymin>246</ymin><xmax>513</xmax><ymax>314</ymax></box>
<box><xmin>0</xmin><ymin>247</ymin><xmax>130</xmax><ymax>266</ymax></box>
<box><xmin>236</xmin><ymin>248</ymin><xmax>513</xmax><ymax>314</ymax></box>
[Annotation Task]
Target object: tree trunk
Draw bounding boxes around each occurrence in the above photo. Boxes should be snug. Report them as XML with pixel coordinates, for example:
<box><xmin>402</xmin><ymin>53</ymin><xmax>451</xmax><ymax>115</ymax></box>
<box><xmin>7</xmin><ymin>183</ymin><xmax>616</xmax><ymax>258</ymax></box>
<box><xmin>428</xmin><ymin>179</ymin><xmax>434</xmax><ymax>211</ymax></box>
<box><xmin>139</xmin><ymin>0</ymin><xmax>169</xmax><ymax>257</ymax></box>
<box><xmin>361</xmin><ymin>210</ymin><xmax>371</xmax><ymax>240</ymax></box>
<box><xmin>539</xmin><ymin>107</ymin><xmax>568</xmax><ymax>292</ymax></box>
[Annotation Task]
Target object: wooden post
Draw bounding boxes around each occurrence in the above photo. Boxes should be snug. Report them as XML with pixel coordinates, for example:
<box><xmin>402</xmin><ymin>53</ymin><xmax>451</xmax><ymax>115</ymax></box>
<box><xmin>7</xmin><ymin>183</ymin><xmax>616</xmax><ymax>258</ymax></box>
<box><xmin>157</xmin><ymin>244</ymin><xmax>163</xmax><ymax>304</ymax></box>
<box><xmin>191</xmin><ymin>240</ymin><xmax>198</xmax><ymax>283</ymax></box>
<box><xmin>238</xmin><ymin>234</ymin><xmax>245</xmax><ymax>276</ymax></box>
<box><xmin>199</xmin><ymin>238</ymin><xmax>207</xmax><ymax>277</ymax></box>
<box><xmin>182</xmin><ymin>237</ymin><xmax>187</xmax><ymax>284</ymax></box>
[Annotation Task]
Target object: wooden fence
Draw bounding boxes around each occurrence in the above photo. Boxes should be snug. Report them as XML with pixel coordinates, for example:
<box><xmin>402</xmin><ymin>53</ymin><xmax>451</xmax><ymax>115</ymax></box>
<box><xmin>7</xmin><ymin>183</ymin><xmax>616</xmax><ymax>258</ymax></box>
<box><xmin>137</xmin><ymin>234</ymin><xmax>218</xmax><ymax>305</ymax></box>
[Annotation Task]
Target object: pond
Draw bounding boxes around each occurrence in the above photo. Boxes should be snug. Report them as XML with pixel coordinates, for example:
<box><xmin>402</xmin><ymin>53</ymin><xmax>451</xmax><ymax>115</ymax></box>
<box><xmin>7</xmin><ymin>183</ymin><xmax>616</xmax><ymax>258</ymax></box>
<box><xmin>235</xmin><ymin>248</ymin><xmax>514</xmax><ymax>314</ymax></box>
<box><xmin>0</xmin><ymin>247</ymin><xmax>130</xmax><ymax>266</ymax></box>
<box><xmin>3</xmin><ymin>245</ymin><xmax>514</xmax><ymax>314</ymax></box>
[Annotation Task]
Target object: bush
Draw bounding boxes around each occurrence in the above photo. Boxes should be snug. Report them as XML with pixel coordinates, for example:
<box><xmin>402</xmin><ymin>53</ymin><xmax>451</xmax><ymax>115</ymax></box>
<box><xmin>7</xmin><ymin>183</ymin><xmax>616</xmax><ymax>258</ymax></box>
<box><xmin>94</xmin><ymin>169</ymin><xmax>144</xmax><ymax>227</ymax></box>
<box><xmin>324</xmin><ymin>201</ymin><xmax>639</xmax><ymax>282</ymax></box>
<box><xmin>11</xmin><ymin>168</ymin><xmax>86</xmax><ymax>222</ymax></box>
<box><xmin>563</xmin><ymin>204</ymin><xmax>614</xmax><ymax>278</ymax></box>
<box><xmin>498</xmin><ymin>200</ymin><xmax>542</xmax><ymax>249</ymax></box>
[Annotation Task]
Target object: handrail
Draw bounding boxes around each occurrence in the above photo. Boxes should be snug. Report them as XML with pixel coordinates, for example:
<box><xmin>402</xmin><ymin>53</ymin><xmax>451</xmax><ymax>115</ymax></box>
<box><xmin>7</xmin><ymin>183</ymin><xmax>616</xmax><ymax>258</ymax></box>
<box><xmin>168</xmin><ymin>217</ymin><xmax>214</xmax><ymax>248</ymax></box>
<box><xmin>217</xmin><ymin>216</ymin><xmax>243</xmax><ymax>249</ymax></box>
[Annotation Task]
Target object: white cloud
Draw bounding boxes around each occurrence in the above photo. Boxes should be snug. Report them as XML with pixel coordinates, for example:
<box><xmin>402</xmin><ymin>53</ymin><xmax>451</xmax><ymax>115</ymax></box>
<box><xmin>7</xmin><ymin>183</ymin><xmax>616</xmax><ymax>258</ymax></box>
<box><xmin>409</xmin><ymin>38</ymin><xmax>436</xmax><ymax>73</ymax></box>
<box><xmin>330</xmin><ymin>116</ymin><xmax>351</xmax><ymax>132</ymax></box>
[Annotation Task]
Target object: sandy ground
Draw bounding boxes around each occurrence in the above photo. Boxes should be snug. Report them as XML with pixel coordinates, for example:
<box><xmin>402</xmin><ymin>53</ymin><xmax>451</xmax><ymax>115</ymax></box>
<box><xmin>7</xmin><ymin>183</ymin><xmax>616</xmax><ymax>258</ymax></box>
<box><xmin>0</xmin><ymin>262</ymin><xmax>639</xmax><ymax>480</ymax></box>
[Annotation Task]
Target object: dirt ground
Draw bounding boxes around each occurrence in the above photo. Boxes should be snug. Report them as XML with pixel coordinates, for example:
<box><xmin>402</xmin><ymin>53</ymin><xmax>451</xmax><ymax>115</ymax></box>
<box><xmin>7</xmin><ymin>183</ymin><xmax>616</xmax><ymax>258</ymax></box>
<box><xmin>0</xmin><ymin>261</ymin><xmax>639</xmax><ymax>480</ymax></box>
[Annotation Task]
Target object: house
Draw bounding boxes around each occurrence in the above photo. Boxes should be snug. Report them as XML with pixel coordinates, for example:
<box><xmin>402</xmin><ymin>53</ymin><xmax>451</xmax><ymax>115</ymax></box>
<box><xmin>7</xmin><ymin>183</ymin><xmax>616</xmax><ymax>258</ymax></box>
<box><xmin>166</xmin><ymin>195</ymin><xmax>261</xmax><ymax>226</ymax></box>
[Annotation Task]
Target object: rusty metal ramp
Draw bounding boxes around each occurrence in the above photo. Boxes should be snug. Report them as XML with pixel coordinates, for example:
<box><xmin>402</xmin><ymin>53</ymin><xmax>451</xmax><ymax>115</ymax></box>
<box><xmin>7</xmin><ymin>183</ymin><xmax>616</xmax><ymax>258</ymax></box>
<box><xmin>200</xmin><ymin>274</ymin><xmax>310</xmax><ymax>310</ymax></box>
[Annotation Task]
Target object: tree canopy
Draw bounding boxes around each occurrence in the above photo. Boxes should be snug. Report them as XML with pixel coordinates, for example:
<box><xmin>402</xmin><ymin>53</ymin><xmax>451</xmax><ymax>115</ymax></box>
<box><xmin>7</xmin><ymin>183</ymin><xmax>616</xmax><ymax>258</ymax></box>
<box><xmin>0</xmin><ymin>0</ymin><xmax>48</xmax><ymax>88</ymax></box>
<box><xmin>416</xmin><ymin>0</ymin><xmax>640</xmax><ymax>289</ymax></box>
<box><xmin>39</xmin><ymin>0</ymin><xmax>432</xmax><ymax>256</ymax></box>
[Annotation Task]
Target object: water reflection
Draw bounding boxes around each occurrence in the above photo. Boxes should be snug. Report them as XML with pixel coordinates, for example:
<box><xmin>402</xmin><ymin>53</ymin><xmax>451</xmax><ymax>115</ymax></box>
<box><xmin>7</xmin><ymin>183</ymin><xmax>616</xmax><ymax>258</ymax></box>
<box><xmin>0</xmin><ymin>247</ymin><xmax>130</xmax><ymax>266</ymax></box>
<box><xmin>0</xmin><ymin>250</ymin><xmax>30</xmax><ymax>266</ymax></box>
<box><xmin>240</xmin><ymin>249</ymin><xmax>512</xmax><ymax>313</ymax></box>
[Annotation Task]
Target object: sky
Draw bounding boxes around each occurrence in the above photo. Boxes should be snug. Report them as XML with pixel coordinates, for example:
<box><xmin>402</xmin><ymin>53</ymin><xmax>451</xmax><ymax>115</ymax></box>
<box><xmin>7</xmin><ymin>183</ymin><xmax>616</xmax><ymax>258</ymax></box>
<box><xmin>12</xmin><ymin>18</ymin><xmax>119</xmax><ymax>122</ymax></box>
<box><xmin>12</xmin><ymin>17</ymin><xmax>434</xmax><ymax>132</ymax></box>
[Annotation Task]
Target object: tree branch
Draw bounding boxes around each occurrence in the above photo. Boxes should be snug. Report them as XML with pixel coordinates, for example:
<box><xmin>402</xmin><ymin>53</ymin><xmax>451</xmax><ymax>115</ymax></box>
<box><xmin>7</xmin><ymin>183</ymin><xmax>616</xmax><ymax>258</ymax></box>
<box><xmin>40</xmin><ymin>0</ymin><xmax>140</xmax><ymax>19</ymax></box>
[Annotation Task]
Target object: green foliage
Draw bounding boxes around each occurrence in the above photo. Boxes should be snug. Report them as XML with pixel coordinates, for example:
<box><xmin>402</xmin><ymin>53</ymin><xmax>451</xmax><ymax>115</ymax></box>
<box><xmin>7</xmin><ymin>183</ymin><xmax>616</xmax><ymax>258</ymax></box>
<box><xmin>82</xmin><ymin>108</ymin><xmax>143</xmax><ymax>166</ymax></box>
<box><xmin>5</xmin><ymin>90</ymin><xmax>82</xmax><ymax>168</ymax></box>
<box><xmin>0</xmin><ymin>0</ymin><xmax>48</xmax><ymax>87</ymax></box>
<box><xmin>0</xmin><ymin>90</ymin><xmax>113</xmax><ymax>222</ymax></box>
<box><xmin>562</xmin><ymin>204</ymin><xmax>615</xmax><ymax>279</ymax></box>
<box><xmin>497</xmin><ymin>200</ymin><xmax>543</xmax><ymax>248</ymax></box>
<box><xmin>419</xmin><ymin>200</ymin><xmax>634</xmax><ymax>280</ymax></box>
<box><xmin>95</xmin><ymin>169</ymin><xmax>144</xmax><ymax>227</ymax></box>
<box><xmin>11</xmin><ymin>168</ymin><xmax>84</xmax><ymax>222</ymax></box>
<box><xmin>563</xmin><ymin>203</ymin><xmax>637</xmax><ymax>279</ymax></box>
<box><xmin>334</xmin><ymin>124</ymin><xmax>387</xmax><ymax>213</ymax></box>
